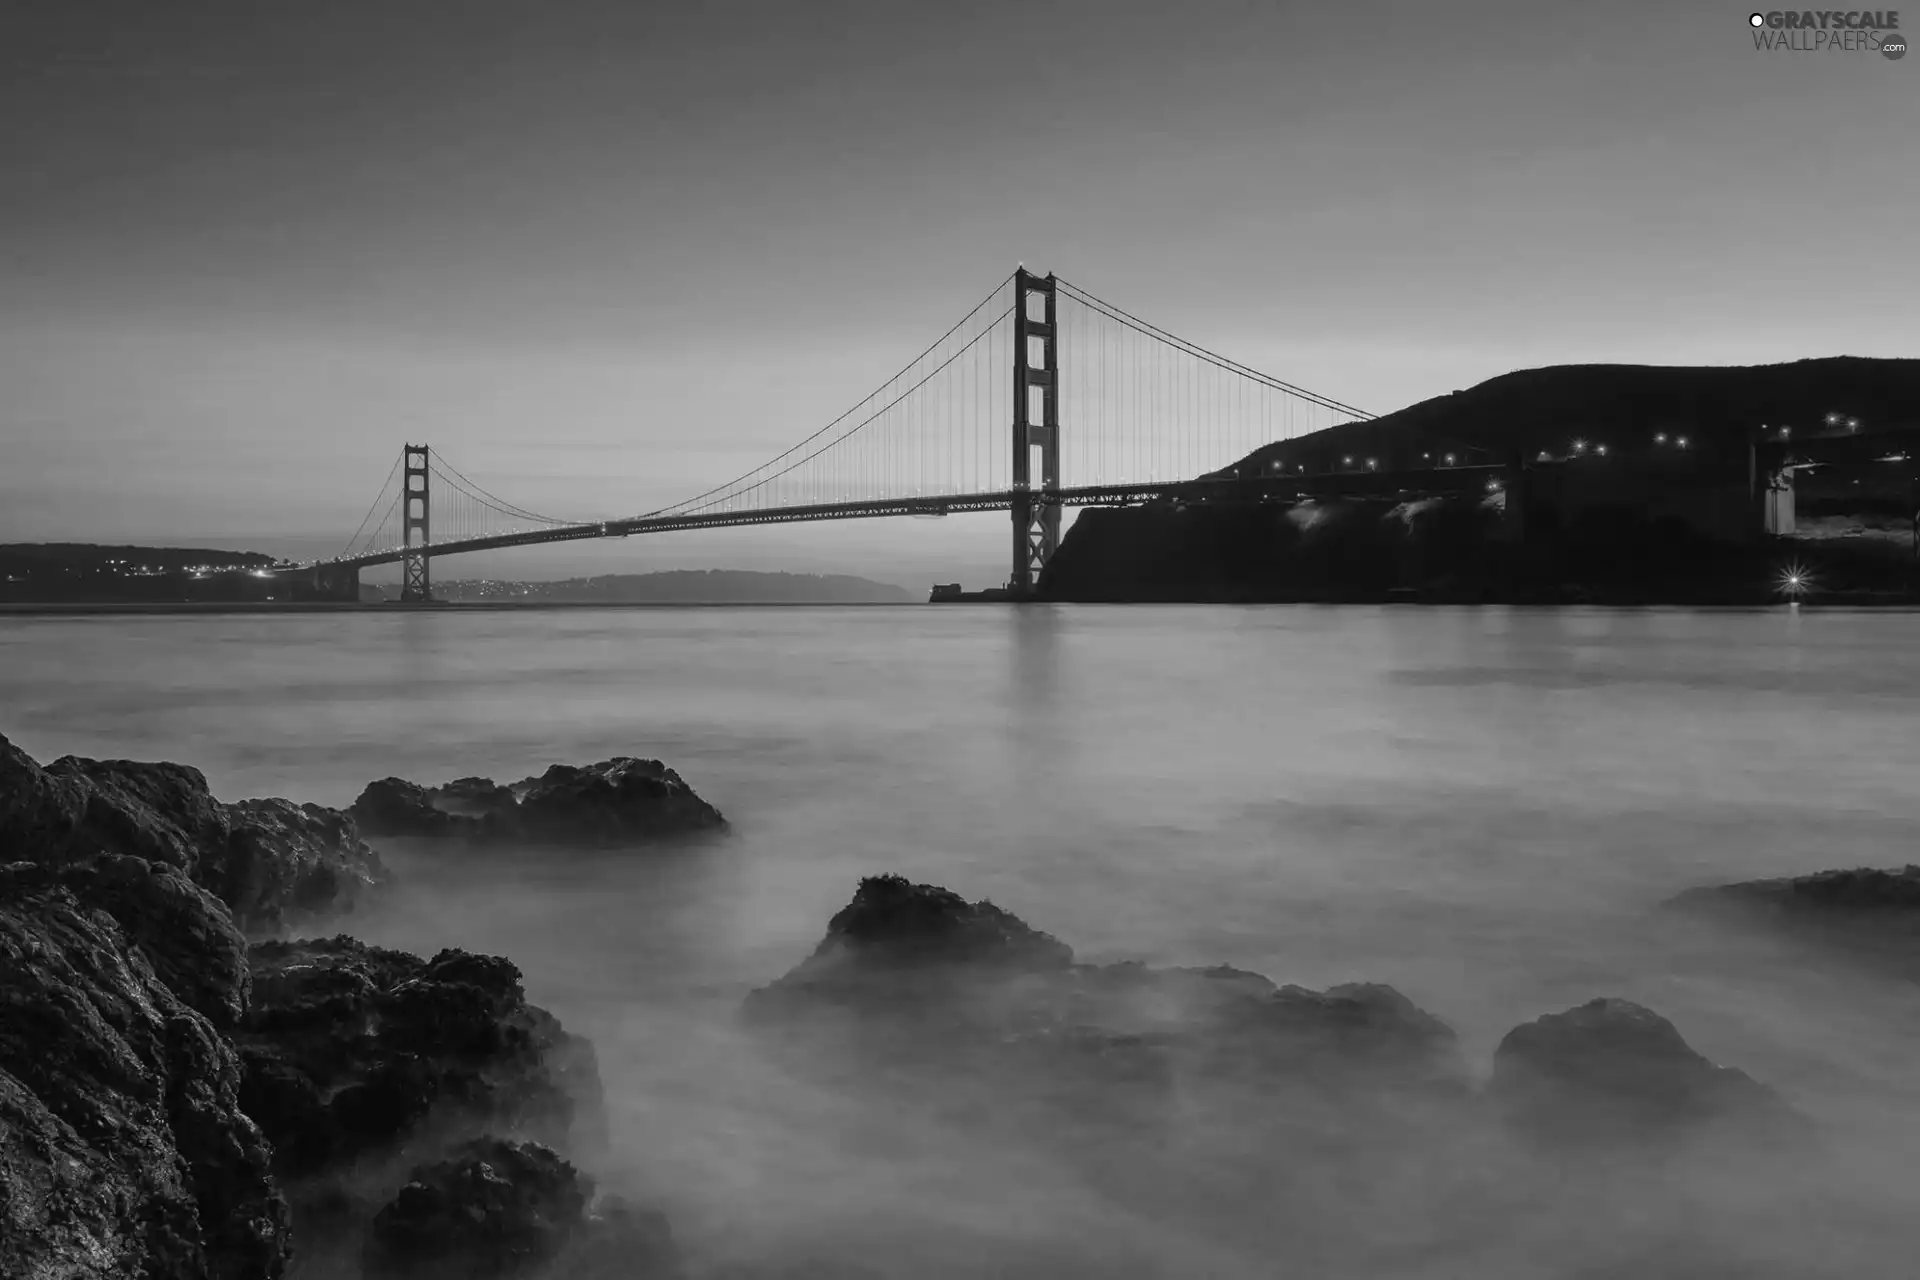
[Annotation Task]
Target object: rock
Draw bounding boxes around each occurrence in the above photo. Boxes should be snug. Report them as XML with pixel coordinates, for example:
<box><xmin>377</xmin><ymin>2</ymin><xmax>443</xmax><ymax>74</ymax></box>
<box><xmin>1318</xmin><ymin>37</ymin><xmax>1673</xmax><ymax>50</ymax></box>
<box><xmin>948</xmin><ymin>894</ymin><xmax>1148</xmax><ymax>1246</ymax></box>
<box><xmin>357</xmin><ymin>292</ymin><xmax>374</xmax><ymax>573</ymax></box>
<box><xmin>744</xmin><ymin>876</ymin><xmax>1464</xmax><ymax>1120</ymax></box>
<box><xmin>16</xmin><ymin>854</ymin><xmax>252</xmax><ymax>1030</ymax></box>
<box><xmin>220</xmin><ymin>797</ymin><xmax>388</xmax><ymax>936</ymax></box>
<box><xmin>364</xmin><ymin>1138</ymin><xmax>681</xmax><ymax>1280</ymax></box>
<box><xmin>351</xmin><ymin>757</ymin><xmax>726</xmax><ymax>846</ymax></box>
<box><xmin>236</xmin><ymin>937</ymin><xmax>603</xmax><ymax>1179</ymax></box>
<box><xmin>0</xmin><ymin>731</ymin><xmax>386</xmax><ymax>937</ymax></box>
<box><xmin>1491</xmin><ymin>997</ymin><xmax>1797</xmax><ymax>1144</ymax></box>
<box><xmin>0</xmin><ymin>868</ymin><xmax>291</xmax><ymax>1280</ymax></box>
<box><xmin>1671</xmin><ymin>865</ymin><xmax>1920</xmax><ymax>921</ymax></box>
<box><xmin>351</xmin><ymin>777</ymin><xmax>473</xmax><ymax>838</ymax></box>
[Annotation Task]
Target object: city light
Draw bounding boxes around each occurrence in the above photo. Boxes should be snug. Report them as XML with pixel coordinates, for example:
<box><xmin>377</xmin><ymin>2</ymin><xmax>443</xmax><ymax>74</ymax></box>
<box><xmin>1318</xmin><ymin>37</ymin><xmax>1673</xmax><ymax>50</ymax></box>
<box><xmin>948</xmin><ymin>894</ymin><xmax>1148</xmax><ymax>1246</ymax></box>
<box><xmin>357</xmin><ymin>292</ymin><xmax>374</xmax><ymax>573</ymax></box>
<box><xmin>1654</xmin><ymin>433</ymin><xmax>1668</xmax><ymax>444</ymax></box>
<box><xmin>1675</xmin><ymin>435</ymin><xmax>1690</xmax><ymax>449</ymax></box>
<box><xmin>1366</xmin><ymin>458</ymin><xmax>1378</xmax><ymax>471</ymax></box>
<box><xmin>1571</xmin><ymin>439</ymin><xmax>1588</xmax><ymax>454</ymax></box>
<box><xmin>1443</xmin><ymin>453</ymin><xmax>1456</xmax><ymax>465</ymax></box>
<box><xmin>1595</xmin><ymin>444</ymin><xmax>1608</xmax><ymax>457</ymax></box>
<box><xmin>1775</xmin><ymin>561</ymin><xmax>1815</xmax><ymax>600</ymax></box>
<box><xmin>1825</xmin><ymin>412</ymin><xmax>1842</xmax><ymax>426</ymax></box>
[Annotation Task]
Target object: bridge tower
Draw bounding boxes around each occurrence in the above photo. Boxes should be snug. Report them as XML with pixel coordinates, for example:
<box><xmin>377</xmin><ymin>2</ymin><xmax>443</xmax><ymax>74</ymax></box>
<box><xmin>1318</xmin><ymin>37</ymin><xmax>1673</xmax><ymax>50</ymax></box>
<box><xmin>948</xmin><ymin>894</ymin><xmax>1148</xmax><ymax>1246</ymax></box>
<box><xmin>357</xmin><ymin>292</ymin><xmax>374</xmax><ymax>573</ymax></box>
<box><xmin>401</xmin><ymin>443</ymin><xmax>432</xmax><ymax>602</ymax></box>
<box><xmin>1010</xmin><ymin>268</ymin><xmax>1060</xmax><ymax>596</ymax></box>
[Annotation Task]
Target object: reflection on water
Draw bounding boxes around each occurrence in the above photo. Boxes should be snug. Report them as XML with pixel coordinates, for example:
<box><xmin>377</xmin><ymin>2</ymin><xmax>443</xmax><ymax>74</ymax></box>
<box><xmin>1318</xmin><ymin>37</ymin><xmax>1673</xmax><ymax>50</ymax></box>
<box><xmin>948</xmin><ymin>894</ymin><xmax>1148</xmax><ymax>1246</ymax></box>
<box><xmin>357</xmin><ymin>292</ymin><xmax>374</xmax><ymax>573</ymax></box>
<box><xmin>5</xmin><ymin>604</ymin><xmax>1919</xmax><ymax>1275</ymax></box>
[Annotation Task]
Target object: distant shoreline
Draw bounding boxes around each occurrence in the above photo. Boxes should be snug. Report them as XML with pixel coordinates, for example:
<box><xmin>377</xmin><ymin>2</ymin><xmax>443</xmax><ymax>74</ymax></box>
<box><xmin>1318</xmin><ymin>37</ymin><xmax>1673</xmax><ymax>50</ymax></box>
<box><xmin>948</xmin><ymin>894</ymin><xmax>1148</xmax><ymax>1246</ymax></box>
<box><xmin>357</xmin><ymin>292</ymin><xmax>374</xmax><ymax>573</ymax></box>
<box><xmin>5</xmin><ymin>597</ymin><xmax>1920</xmax><ymax>617</ymax></box>
<box><xmin>0</xmin><ymin>600</ymin><xmax>933</xmax><ymax>616</ymax></box>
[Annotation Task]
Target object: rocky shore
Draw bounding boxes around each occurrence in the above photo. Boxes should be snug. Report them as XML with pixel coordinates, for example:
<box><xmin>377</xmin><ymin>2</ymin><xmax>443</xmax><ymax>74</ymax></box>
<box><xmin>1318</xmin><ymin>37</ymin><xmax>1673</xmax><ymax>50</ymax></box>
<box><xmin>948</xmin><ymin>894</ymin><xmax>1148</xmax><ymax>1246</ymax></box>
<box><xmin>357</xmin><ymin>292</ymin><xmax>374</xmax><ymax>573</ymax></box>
<box><xmin>1</xmin><ymin>731</ymin><xmax>1880</xmax><ymax>1277</ymax></box>
<box><xmin>0</xmin><ymin>732</ymin><xmax>714</xmax><ymax>1280</ymax></box>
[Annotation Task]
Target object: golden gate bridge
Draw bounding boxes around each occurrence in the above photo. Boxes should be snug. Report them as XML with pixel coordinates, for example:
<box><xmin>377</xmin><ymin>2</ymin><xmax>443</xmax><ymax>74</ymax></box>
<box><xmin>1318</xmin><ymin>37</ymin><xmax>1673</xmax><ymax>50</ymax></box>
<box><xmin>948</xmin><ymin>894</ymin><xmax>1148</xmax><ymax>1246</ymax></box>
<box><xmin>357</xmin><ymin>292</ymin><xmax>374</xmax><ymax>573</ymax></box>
<box><xmin>298</xmin><ymin>267</ymin><xmax>1398</xmax><ymax>602</ymax></box>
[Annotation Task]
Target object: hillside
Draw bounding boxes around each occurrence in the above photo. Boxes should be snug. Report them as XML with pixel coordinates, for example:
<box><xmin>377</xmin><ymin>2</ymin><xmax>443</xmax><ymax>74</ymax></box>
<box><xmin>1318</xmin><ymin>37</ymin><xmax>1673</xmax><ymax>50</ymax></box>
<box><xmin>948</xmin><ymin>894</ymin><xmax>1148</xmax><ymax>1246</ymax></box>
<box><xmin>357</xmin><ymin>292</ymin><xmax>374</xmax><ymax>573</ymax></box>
<box><xmin>0</xmin><ymin>543</ymin><xmax>284</xmax><ymax>602</ymax></box>
<box><xmin>1047</xmin><ymin>357</ymin><xmax>1920</xmax><ymax>605</ymax></box>
<box><xmin>1221</xmin><ymin>356</ymin><xmax>1920</xmax><ymax>476</ymax></box>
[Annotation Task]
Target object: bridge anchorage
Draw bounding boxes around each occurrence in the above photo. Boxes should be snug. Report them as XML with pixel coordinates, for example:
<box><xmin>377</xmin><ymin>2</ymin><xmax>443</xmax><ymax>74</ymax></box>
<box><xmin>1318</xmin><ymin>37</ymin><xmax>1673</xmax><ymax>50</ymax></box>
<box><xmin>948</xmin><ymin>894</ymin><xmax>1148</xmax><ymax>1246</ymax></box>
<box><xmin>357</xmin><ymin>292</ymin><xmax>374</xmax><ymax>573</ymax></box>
<box><xmin>310</xmin><ymin>263</ymin><xmax>1382</xmax><ymax>602</ymax></box>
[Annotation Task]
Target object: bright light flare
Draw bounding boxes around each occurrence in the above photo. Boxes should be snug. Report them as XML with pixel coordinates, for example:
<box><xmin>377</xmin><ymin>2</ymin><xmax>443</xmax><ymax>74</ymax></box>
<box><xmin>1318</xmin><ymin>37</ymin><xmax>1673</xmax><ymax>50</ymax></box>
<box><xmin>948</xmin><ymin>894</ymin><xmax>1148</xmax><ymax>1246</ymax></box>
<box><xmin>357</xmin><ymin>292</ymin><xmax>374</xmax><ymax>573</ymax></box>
<box><xmin>1775</xmin><ymin>562</ymin><xmax>1815</xmax><ymax>599</ymax></box>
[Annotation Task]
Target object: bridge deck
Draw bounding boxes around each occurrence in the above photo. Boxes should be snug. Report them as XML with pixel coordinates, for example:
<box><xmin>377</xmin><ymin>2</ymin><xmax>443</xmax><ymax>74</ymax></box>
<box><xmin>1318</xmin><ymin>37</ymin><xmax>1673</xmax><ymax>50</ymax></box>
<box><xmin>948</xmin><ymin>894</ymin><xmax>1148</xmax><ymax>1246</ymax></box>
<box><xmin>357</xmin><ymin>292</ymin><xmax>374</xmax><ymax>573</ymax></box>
<box><xmin>309</xmin><ymin>468</ymin><xmax>1505</xmax><ymax>570</ymax></box>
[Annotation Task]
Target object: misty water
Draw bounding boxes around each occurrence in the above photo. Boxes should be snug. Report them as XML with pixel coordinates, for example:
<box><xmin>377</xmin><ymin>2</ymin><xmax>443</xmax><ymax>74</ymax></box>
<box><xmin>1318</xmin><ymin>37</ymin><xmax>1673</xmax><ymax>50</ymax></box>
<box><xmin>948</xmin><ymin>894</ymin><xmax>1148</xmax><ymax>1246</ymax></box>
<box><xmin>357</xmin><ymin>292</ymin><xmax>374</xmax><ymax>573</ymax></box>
<box><xmin>4</xmin><ymin>604</ymin><xmax>1918</xmax><ymax>1278</ymax></box>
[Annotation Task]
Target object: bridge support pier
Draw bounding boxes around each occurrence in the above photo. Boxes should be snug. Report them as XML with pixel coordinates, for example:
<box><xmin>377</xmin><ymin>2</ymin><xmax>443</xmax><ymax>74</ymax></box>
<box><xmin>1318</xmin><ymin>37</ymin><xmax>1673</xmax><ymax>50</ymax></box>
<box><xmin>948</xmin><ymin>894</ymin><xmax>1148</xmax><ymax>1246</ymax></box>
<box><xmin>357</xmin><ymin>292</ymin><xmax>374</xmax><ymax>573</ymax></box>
<box><xmin>1010</xmin><ymin>268</ymin><xmax>1060</xmax><ymax>597</ymax></box>
<box><xmin>1501</xmin><ymin>449</ymin><xmax>1529</xmax><ymax>543</ymax></box>
<box><xmin>400</xmin><ymin>443</ymin><xmax>432</xmax><ymax>602</ymax></box>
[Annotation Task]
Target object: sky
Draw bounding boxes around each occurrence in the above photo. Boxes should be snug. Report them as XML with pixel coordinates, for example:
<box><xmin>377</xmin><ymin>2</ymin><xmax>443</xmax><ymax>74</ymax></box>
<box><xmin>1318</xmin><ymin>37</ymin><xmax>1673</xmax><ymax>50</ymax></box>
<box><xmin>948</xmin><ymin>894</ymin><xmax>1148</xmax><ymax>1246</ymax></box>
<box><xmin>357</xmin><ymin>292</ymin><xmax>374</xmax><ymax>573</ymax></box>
<box><xmin>2</xmin><ymin>0</ymin><xmax>1915</xmax><ymax>586</ymax></box>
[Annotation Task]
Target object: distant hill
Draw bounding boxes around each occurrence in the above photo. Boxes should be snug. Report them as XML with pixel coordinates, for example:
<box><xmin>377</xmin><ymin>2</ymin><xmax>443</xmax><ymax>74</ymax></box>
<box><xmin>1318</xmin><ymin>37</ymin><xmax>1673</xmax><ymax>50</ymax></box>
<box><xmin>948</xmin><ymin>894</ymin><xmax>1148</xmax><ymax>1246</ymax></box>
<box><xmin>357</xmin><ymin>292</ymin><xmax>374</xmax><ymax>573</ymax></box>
<box><xmin>1224</xmin><ymin>356</ymin><xmax>1920</xmax><ymax>474</ymax></box>
<box><xmin>0</xmin><ymin>542</ymin><xmax>288</xmax><ymax>602</ymax></box>
<box><xmin>434</xmin><ymin>569</ymin><xmax>915</xmax><ymax>604</ymax></box>
<box><xmin>1047</xmin><ymin>356</ymin><xmax>1920</xmax><ymax>605</ymax></box>
<box><xmin>0</xmin><ymin>543</ymin><xmax>275</xmax><ymax>573</ymax></box>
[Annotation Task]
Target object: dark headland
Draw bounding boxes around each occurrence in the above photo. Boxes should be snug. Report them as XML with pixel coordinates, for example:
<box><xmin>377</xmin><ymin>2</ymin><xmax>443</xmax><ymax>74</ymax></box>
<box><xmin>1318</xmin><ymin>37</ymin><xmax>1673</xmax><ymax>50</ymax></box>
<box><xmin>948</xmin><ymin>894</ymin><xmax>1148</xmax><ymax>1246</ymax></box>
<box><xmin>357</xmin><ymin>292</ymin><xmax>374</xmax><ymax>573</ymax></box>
<box><xmin>1034</xmin><ymin>356</ymin><xmax>1920</xmax><ymax>605</ymax></box>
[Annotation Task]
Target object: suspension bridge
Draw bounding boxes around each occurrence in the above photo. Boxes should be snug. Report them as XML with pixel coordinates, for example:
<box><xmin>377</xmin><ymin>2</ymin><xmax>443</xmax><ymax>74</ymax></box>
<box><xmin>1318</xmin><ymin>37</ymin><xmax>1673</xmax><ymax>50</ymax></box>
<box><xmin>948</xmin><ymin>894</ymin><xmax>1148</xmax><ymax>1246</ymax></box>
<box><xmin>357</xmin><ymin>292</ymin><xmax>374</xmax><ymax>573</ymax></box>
<box><xmin>294</xmin><ymin>267</ymin><xmax>1431</xmax><ymax>602</ymax></box>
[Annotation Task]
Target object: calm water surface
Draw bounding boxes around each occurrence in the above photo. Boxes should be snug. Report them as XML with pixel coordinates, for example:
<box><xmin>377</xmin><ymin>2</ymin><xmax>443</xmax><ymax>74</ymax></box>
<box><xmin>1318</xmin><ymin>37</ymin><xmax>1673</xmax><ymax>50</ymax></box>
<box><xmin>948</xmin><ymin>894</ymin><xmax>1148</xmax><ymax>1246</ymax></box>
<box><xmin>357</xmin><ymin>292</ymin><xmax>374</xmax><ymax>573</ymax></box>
<box><xmin>4</xmin><ymin>604</ymin><xmax>1917</xmax><ymax>1276</ymax></box>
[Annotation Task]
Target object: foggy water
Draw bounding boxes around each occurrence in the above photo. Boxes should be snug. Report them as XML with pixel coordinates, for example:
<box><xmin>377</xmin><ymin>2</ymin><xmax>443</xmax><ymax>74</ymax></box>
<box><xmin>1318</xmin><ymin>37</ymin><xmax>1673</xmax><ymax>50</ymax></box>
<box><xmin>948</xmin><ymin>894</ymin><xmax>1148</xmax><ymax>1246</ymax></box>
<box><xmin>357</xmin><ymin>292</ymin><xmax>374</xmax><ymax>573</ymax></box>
<box><xmin>4</xmin><ymin>604</ymin><xmax>1919</xmax><ymax>1277</ymax></box>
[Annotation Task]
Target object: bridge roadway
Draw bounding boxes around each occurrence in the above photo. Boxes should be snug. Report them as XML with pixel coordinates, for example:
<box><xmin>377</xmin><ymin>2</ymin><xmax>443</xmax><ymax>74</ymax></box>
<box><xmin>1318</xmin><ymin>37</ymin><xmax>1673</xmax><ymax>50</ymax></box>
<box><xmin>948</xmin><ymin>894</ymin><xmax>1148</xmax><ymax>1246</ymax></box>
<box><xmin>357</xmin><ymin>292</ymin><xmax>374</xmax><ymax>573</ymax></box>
<box><xmin>307</xmin><ymin>465</ymin><xmax>1507</xmax><ymax>571</ymax></box>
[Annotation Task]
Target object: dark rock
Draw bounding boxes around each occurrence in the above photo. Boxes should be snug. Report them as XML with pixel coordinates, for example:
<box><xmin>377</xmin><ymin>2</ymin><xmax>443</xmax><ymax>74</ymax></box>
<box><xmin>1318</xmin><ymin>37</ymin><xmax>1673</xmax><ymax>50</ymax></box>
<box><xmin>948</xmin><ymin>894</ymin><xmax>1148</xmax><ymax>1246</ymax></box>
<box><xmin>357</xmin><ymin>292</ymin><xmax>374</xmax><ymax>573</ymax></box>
<box><xmin>364</xmin><ymin>1139</ymin><xmax>681</xmax><ymax>1280</ymax></box>
<box><xmin>220</xmin><ymin>797</ymin><xmax>387</xmax><ymax>936</ymax></box>
<box><xmin>744</xmin><ymin>876</ymin><xmax>1463</xmax><ymax>1120</ymax></box>
<box><xmin>1670</xmin><ymin>864</ymin><xmax>1920</xmax><ymax>920</ymax></box>
<box><xmin>0</xmin><ymin>730</ymin><xmax>386</xmax><ymax>937</ymax></box>
<box><xmin>0</xmin><ymin>868</ymin><xmax>291</xmax><ymax>1280</ymax></box>
<box><xmin>1491</xmin><ymin>997</ymin><xmax>1798</xmax><ymax>1144</ymax></box>
<box><xmin>436</xmin><ymin>776</ymin><xmax>519</xmax><ymax>818</ymax></box>
<box><xmin>18</xmin><ymin>853</ymin><xmax>252</xmax><ymax>1030</ymax></box>
<box><xmin>352</xmin><ymin>777</ymin><xmax>472</xmax><ymax>838</ymax></box>
<box><xmin>237</xmin><ymin>936</ymin><xmax>603</xmax><ymax>1178</ymax></box>
<box><xmin>351</xmin><ymin>757</ymin><xmax>726</xmax><ymax>846</ymax></box>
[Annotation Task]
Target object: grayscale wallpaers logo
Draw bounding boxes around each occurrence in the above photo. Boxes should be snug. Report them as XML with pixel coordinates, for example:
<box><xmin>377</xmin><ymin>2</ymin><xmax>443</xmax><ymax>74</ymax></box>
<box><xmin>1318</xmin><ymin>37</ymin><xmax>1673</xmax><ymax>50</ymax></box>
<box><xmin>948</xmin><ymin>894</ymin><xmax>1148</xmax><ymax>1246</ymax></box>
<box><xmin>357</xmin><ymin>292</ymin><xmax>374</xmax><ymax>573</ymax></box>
<box><xmin>1748</xmin><ymin>10</ymin><xmax>1905</xmax><ymax>56</ymax></box>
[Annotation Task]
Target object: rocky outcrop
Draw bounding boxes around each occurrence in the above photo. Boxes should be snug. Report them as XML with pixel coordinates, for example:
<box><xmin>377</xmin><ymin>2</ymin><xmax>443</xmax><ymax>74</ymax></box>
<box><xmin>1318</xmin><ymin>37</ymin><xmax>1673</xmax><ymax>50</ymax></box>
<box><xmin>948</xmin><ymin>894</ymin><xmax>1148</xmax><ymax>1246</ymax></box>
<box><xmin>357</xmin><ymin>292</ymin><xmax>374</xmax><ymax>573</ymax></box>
<box><xmin>0</xmin><ymin>731</ymin><xmax>387</xmax><ymax>936</ymax></box>
<box><xmin>0</xmin><ymin>866</ymin><xmax>291</xmax><ymax>1280</ymax></box>
<box><xmin>744</xmin><ymin>876</ymin><xmax>1467</xmax><ymax>1123</ymax></box>
<box><xmin>1670</xmin><ymin>864</ymin><xmax>1920</xmax><ymax>920</ymax></box>
<box><xmin>219</xmin><ymin>796</ymin><xmax>387</xmax><ymax>935</ymax></box>
<box><xmin>351</xmin><ymin>757</ymin><xmax>726</xmax><ymax>846</ymax></box>
<box><xmin>22</xmin><ymin>854</ymin><xmax>253</xmax><ymax>1031</ymax></box>
<box><xmin>1668</xmin><ymin>865</ymin><xmax>1920</xmax><ymax>974</ymax></box>
<box><xmin>1491</xmin><ymin>997</ymin><xmax>1798</xmax><ymax>1145</ymax></box>
<box><xmin>236</xmin><ymin>937</ymin><xmax>603</xmax><ymax>1179</ymax></box>
<box><xmin>364</xmin><ymin>1139</ymin><xmax>681</xmax><ymax>1280</ymax></box>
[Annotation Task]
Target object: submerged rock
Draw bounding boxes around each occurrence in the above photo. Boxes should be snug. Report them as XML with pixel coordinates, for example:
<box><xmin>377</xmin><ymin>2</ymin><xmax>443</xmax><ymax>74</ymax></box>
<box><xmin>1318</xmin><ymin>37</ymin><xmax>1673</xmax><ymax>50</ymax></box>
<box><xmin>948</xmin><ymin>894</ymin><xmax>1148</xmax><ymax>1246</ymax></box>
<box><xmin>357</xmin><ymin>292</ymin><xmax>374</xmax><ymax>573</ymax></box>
<box><xmin>1670</xmin><ymin>865</ymin><xmax>1920</xmax><ymax>921</ymax></box>
<box><xmin>236</xmin><ymin>936</ymin><xmax>603</xmax><ymax>1179</ymax></box>
<box><xmin>351</xmin><ymin>756</ymin><xmax>726</xmax><ymax>845</ymax></box>
<box><xmin>1668</xmin><ymin>866</ymin><xmax>1920</xmax><ymax>974</ymax></box>
<box><xmin>0</xmin><ymin>867</ymin><xmax>291</xmax><ymax>1280</ymax></box>
<box><xmin>0</xmin><ymin>730</ymin><xmax>387</xmax><ymax>936</ymax></box>
<box><xmin>1491</xmin><ymin>997</ymin><xmax>1798</xmax><ymax>1145</ymax></box>
<box><xmin>744</xmin><ymin>875</ymin><xmax>1465</xmax><ymax>1114</ymax></box>
<box><xmin>364</xmin><ymin>1139</ymin><xmax>681</xmax><ymax>1280</ymax></box>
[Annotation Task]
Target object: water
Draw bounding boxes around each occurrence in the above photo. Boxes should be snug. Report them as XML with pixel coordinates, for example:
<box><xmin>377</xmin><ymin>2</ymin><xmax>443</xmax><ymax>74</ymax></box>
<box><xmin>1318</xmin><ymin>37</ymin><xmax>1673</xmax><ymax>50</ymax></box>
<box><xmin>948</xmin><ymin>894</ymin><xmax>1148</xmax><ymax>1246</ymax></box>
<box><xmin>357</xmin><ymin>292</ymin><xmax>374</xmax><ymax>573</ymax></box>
<box><xmin>4</xmin><ymin>604</ymin><xmax>1919</xmax><ymax>1276</ymax></box>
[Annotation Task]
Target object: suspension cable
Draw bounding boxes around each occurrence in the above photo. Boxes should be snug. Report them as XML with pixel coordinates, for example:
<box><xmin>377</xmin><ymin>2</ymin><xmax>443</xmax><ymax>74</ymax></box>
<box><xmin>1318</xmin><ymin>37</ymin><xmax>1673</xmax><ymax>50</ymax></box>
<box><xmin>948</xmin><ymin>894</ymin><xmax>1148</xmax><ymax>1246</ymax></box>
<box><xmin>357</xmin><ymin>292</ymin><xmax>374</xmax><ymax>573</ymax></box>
<box><xmin>644</xmin><ymin>272</ymin><xmax>1017</xmax><ymax>518</ymax></box>
<box><xmin>341</xmin><ymin>452</ymin><xmax>404</xmax><ymax>557</ymax></box>
<box><xmin>1054</xmin><ymin>278</ymin><xmax>1373</xmax><ymax>420</ymax></box>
